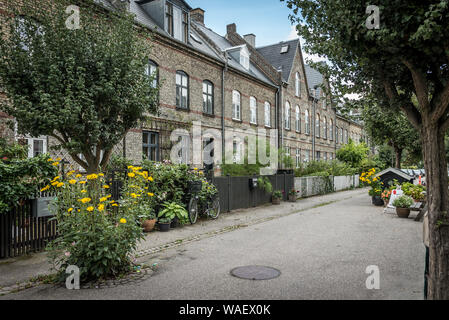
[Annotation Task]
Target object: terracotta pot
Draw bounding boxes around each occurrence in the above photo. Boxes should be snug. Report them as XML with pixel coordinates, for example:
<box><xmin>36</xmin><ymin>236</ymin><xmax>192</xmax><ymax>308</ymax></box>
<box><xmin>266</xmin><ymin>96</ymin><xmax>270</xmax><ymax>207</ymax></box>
<box><xmin>396</xmin><ymin>207</ymin><xmax>411</xmax><ymax>218</ymax></box>
<box><xmin>272</xmin><ymin>198</ymin><xmax>281</xmax><ymax>205</ymax></box>
<box><xmin>142</xmin><ymin>219</ymin><xmax>157</xmax><ymax>232</ymax></box>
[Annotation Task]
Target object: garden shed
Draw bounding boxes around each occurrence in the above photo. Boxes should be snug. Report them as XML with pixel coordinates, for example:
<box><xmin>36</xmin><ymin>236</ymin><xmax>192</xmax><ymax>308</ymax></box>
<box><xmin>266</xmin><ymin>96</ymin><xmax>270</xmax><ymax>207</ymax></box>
<box><xmin>375</xmin><ymin>168</ymin><xmax>414</xmax><ymax>189</ymax></box>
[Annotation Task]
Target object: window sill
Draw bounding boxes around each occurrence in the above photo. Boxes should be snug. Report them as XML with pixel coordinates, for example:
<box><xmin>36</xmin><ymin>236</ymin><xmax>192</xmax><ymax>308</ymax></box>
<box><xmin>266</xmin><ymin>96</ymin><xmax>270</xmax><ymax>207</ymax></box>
<box><xmin>232</xmin><ymin>118</ymin><xmax>242</xmax><ymax>123</ymax></box>
<box><xmin>249</xmin><ymin>122</ymin><xmax>258</xmax><ymax>126</ymax></box>
<box><xmin>176</xmin><ymin>107</ymin><xmax>190</xmax><ymax>112</ymax></box>
<box><xmin>264</xmin><ymin>125</ymin><xmax>272</xmax><ymax>129</ymax></box>
<box><xmin>202</xmin><ymin>112</ymin><xmax>215</xmax><ymax>118</ymax></box>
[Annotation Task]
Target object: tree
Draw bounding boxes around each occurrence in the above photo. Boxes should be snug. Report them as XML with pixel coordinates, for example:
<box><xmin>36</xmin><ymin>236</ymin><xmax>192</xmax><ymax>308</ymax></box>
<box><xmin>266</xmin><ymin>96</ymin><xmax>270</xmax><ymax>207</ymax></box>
<box><xmin>0</xmin><ymin>0</ymin><xmax>159</xmax><ymax>173</ymax></box>
<box><xmin>336</xmin><ymin>139</ymin><xmax>369</xmax><ymax>168</ymax></box>
<box><xmin>282</xmin><ymin>0</ymin><xmax>449</xmax><ymax>299</ymax></box>
<box><xmin>361</xmin><ymin>101</ymin><xmax>420</xmax><ymax>168</ymax></box>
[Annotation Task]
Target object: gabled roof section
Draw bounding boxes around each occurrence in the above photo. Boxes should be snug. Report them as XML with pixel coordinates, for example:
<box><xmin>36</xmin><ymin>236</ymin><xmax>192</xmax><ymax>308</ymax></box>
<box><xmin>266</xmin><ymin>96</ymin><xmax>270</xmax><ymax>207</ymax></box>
<box><xmin>304</xmin><ymin>64</ymin><xmax>324</xmax><ymax>98</ymax></box>
<box><xmin>256</xmin><ymin>39</ymin><xmax>300</xmax><ymax>82</ymax></box>
<box><xmin>375</xmin><ymin>168</ymin><xmax>414</xmax><ymax>181</ymax></box>
<box><xmin>136</xmin><ymin>0</ymin><xmax>192</xmax><ymax>10</ymax></box>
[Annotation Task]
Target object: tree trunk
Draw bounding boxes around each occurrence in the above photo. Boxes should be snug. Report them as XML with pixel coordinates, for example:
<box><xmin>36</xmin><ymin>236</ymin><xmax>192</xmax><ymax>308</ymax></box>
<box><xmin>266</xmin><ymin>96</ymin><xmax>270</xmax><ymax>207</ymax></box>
<box><xmin>394</xmin><ymin>146</ymin><xmax>402</xmax><ymax>169</ymax></box>
<box><xmin>421</xmin><ymin>117</ymin><xmax>449</xmax><ymax>299</ymax></box>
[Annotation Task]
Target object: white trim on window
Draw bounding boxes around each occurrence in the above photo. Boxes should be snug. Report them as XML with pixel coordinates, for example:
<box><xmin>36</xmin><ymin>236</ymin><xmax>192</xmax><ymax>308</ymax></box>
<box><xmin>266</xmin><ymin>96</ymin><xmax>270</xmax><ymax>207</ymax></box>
<box><xmin>232</xmin><ymin>90</ymin><xmax>241</xmax><ymax>120</ymax></box>
<box><xmin>285</xmin><ymin>101</ymin><xmax>291</xmax><ymax>130</ymax></box>
<box><xmin>250</xmin><ymin>96</ymin><xmax>257</xmax><ymax>124</ymax></box>
<box><xmin>264</xmin><ymin>102</ymin><xmax>271</xmax><ymax>127</ymax></box>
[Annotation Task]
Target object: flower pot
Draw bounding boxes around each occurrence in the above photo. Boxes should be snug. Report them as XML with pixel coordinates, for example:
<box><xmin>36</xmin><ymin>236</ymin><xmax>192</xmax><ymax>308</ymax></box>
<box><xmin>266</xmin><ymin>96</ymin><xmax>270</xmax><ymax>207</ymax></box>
<box><xmin>170</xmin><ymin>217</ymin><xmax>180</xmax><ymax>229</ymax></box>
<box><xmin>272</xmin><ymin>198</ymin><xmax>281</xmax><ymax>205</ymax></box>
<box><xmin>142</xmin><ymin>219</ymin><xmax>157</xmax><ymax>233</ymax></box>
<box><xmin>396</xmin><ymin>207</ymin><xmax>411</xmax><ymax>218</ymax></box>
<box><xmin>288</xmin><ymin>195</ymin><xmax>297</xmax><ymax>202</ymax></box>
<box><xmin>158</xmin><ymin>222</ymin><xmax>171</xmax><ymax>232</ymax></box>
<box><xmin>371</xmin><ymin>195</ymin><xmax>384</xmax><ymax>206</ymax></box>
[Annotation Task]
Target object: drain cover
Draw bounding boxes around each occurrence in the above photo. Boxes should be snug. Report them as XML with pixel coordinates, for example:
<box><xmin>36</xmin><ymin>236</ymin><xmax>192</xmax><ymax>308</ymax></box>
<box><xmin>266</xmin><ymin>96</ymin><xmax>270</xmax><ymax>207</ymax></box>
<box><xmin>230</xmin><ymin>265</ymin><xmax>281</xmax><ymax>280</ymax></box>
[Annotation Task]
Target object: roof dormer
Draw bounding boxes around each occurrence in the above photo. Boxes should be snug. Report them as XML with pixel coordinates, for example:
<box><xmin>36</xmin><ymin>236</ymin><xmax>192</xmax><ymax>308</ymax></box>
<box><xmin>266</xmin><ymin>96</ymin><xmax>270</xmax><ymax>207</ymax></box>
<box><xmin>226</xmin><ymin>45</ymin><xmax>251</xmax><ymax>71</ymax></box>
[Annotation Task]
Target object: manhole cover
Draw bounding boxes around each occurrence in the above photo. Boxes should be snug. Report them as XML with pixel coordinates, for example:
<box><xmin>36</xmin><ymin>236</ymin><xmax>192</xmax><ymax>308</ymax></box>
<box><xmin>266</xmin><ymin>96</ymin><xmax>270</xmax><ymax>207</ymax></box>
<box><xmin>230</xmin><ymin>265</ymin><xmax>281</xmax><ymax>280</ymax></box>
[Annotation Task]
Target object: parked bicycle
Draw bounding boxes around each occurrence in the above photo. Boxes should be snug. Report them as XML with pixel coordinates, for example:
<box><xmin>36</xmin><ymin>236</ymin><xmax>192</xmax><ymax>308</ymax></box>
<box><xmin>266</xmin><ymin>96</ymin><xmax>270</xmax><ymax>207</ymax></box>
<box><xmin>187</xmin><ymin>170</ymin><xmax>220</xmax><ymax>224</ymax></box>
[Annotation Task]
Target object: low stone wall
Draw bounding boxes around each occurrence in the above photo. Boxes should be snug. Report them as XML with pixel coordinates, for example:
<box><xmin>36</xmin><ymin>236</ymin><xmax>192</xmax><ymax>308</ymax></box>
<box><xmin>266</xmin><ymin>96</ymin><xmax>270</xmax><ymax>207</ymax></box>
<box><xmin>295</xmin><ymin>174</ymin><xmax>360</xmax><ymax>198</ymax></box>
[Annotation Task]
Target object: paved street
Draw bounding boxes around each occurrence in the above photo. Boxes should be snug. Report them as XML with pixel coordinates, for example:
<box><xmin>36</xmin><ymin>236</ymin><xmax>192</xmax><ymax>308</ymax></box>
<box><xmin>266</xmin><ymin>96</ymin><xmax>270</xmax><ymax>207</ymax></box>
<box><xmin>1</xmin><ymin>189</ymin><xmax>424</xmax><ymax>300</ymax></box>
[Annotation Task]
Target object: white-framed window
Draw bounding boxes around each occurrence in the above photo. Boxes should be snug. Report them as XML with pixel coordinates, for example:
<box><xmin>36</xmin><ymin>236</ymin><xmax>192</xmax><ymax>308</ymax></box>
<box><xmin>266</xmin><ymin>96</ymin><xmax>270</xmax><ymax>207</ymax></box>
<box><xmin>329</xmin><ymin>153</ymin><xmax>333</xmax><ymax>161</ymax></box>
<box><xmin>240</xmin><ymin>49</ymin><xmax>250</xmax><ymax>70</ymax></box>
<box><xmin>232</xmin><ymin>90</ymin><xmax>241</xmax><ymax>120</ymax></box>
<box><xmin>176</xmin><ymin>71</ymin><xmax>189</xmax><ymax>109</ymax></box>
<box><xmin>295</xmin><ymin>72</ymin><xmax>301</xmax><ymax>97</ymax></box>
<box><xmin>146</xmin><ymin>60</ymin><xmax>158</xmax><ymax>89</ymax></box>
<box><xmin>250</xmin><ymin>96</ymin><xmax>257</xmax><ymax>124</ymax></box>
<box><xmin>322</xmin><ymin>97</ymin><xmax>326</xmax><ymax>109</ymax></box>
<box><xmin>316</xmin><ymin>113</ymin><xmax>320</xmax><ymax>138</ymax></box>
<box><xmin>166</xmin><ymin>3</ymin><xmax>188</xmax><ymax>43</ymax></box>
<box><xmin>323</xmin><ymin>152</ymin><xmax>327</xmax><ymax>161</ymax></box>
<box><xmin>295</xmin><ymin>105</ymin><xmax>300</xmax><ymax>132</ymax></box>
<box><xmin>25</xmin><ymin>137</ymin><xmax>47</xmax><ymax>158</ymax></box>
<box><xmin>330</xmin><ymin>119</ymin><xmax>333</xmax><ymax>140</ymax></box>
<box><xmin>264</xmin><ymin>102</ymin><xmax>271</xmax><ymax>127</ymax></box>
<box><xmin>285</xmin><ymin>101</ymin><xmax>291</xmax><ymax>130</ymax></box>
<box><xmin>323</xmin><ymin>116</ymin><xmax>327</xmax><ymax>139</ymax></box>
<box><xmin>203</xmin><ymin>80</ymin><xmax>214</xmax><ymax>114</ymax></box>
<box><xmin>304</xmin><ymin>150</ymin><xmax>310</xmax><ymax>163</ymax></box>
<box><xmin>340</xmin><ymin>128</ymin><xmax>344</xmax><ymax>143</ymax></box>
<box><xmin>305</xmin><ymin>109</ymin><xmax>310</xmax><ymax>134</ymax></box>
<box><xmin>296</xmin><ymin>148</ymin><xmax>301</xmax><ymax>168</ymax></box>
<box><xmin>233</xmin><ymin>140</ymin><xmax>243</xmax><ymax>164</ymax></box>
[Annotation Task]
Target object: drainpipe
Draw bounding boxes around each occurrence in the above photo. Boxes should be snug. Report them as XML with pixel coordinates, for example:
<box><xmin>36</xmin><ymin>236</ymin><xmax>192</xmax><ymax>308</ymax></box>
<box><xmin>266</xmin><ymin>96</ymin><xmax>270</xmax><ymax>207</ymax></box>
<box><xmin>221</xmin><ymin>52</ymin><xmax>228</xmax><ymax>165</ymax></box>
<box><xmin>312</xmin><ymin>85</ymin><xmax>319</xmax><ymax>161</ymax></box>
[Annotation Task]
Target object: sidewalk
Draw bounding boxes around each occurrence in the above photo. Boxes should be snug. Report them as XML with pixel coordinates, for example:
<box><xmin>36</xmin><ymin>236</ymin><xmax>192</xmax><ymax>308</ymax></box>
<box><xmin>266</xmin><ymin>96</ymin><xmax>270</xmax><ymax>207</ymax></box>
<box><xmin>0</xmin><ymin>188</ymin><xmax>363</xmax><ymax>292</ymax></box>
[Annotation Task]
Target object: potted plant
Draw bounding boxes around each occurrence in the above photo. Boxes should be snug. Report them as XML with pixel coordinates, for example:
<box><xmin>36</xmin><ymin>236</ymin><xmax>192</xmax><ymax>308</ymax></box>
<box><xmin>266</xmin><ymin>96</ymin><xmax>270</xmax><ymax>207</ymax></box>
<box><xmin>272</xmin><ymin>190</ymin><xmax>283</xmax><ymax>205</ymax></box>
<box><xmin>158</xmin><ymin>202</ymin><xmax>189</xmax><ymax>229</ymax></box>
<box><xmin>381</xmin><ymin>189</ymin><xmax>392</xmax><ymax>207</ymax></box>
<box><xmin>392</xmin><ymin>195</ymin><xmax>414</xmax><ymax>218</ymax></box>
<box><xmin>288</xmin><ymin>189</ymin><xmax>297</xmax><ymax>202</ymax></box>
<box><xmin>157</xmin><ymin>217</ymin><xmax>171</xmax><ymax>232</ymax></box>
<box><xmin>134</xmin><ymin>203</ymin><xmax>157</xmax><ymax>232</ymax></box>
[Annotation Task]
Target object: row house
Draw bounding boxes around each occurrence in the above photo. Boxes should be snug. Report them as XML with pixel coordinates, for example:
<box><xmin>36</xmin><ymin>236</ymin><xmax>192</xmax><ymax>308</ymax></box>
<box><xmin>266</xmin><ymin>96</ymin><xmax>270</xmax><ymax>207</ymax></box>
<box><xmin>0</xmin><ymin>0</ymin><xmax>366</xmax><ymax>173</ymax></box>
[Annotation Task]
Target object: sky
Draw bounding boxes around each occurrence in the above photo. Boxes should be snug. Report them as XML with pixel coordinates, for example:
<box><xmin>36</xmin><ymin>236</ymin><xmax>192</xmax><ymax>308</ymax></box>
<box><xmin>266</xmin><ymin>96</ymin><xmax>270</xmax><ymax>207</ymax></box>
<box><xmin>187</xmin><ymin>0</ymin><xmax>299</xmax><ymax>48</ymax></box>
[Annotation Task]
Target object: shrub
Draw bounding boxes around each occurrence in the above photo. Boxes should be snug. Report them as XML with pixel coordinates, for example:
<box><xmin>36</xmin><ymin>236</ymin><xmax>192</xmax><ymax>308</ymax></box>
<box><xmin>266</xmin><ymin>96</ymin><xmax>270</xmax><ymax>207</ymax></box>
<box><xmin>295</xmin><ymin>160</ymin><xmax>357</xmax><ymax>177</ymax></box>
<box><xmin>272</xmin><ymin>190</ymin><xmax>283</xmax><ymax>199</ymax></box>
<box><xmin>336</xmin><ymin>139</ymin><xmax>369</xmax><ymax>168</ymax></box>
<box><xmin>158</xmin><ymin>201</ymin><xmax>189</xmax><ymax>224</ymax></box>
<box><xmin>46</xmin><ymin>170</ymin><xmax>144</xmax><ymax>283</ymax></box>
<box><xmin>392</xmin><ymin>195</ymin><xmax>414</xmax><ymax>208</ymax></box>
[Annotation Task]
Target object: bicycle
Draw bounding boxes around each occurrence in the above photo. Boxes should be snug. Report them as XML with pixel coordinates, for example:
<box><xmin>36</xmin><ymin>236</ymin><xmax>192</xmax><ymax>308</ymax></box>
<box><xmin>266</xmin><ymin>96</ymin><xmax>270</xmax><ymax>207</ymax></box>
<box><xmin>187</xmin><ymin>171</ymin><xmax>220</xmax><ymax>224</ymax></box>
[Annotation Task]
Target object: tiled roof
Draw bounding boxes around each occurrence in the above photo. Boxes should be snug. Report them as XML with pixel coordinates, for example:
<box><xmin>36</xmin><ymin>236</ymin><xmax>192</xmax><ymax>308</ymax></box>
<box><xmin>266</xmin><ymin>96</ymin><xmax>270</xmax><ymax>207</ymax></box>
<box><xmin>304</xmin><ymin>64</ymin><xmax>324</xmax><ymax>98</ymax></box>
<box><xmin>256</xmin><ymin>39</ymin><xmax>300</xmax><ymax>82</ymax></box>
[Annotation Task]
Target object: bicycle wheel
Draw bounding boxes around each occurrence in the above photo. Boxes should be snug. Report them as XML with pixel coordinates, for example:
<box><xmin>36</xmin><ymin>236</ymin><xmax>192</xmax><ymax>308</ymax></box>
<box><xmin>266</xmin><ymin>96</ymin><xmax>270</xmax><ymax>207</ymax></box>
<box><xmin>208</xmin><ymin>196</ymin><xmax>220</xmax><ymax>219</ymax></box>
<box><xmin>188</xmin><ymin>197</ymin><xmax>199</xmax><ymax>224</ymax></box>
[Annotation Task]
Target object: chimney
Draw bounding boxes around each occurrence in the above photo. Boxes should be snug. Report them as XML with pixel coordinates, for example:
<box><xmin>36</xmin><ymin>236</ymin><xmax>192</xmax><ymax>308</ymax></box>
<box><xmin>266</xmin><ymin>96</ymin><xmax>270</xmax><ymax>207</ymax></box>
<box><xmin>226</xmin><ymin>23</ymin><xmax>236</xmax><ymax>35</ymax></box>
<box><xmin>243</xmin><ymin>34</ymin><xmax>256</xmax><ymax>48</ymax></box>
<box><xmin>190</xmin><ymin>8</ymin><xmax>205</xmax><ymax>25</ymax></box>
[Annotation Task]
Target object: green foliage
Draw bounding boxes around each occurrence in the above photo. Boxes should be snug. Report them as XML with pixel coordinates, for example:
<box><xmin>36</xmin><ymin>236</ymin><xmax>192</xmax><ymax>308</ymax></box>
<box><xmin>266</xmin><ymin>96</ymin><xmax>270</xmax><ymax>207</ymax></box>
<box><xmin>0</xmin><ymin>138</ymin><xmax>27</xmax><ymax>160</ymax></box>
<box><xmin>108</xmin><ymin>156</ymin><xmax>134</xmax><ymax>172</ymax></box>
<box><xmin>374</xmin><ymin>144</ymin><xmax>394</xmax><ymax>170</ymax></box>
<box><xmin>257</xmin><ymin>176</ymin><xmax>273</xmax><ymax>194</ymax></box>
<box><xmin>272</xmin><ymin>190</ymin><xmax>283</xmax><ymax>199</ymax></box>
<box><xmin>0</xmin><ymin>154</ymin><xmax>57</xmax><ymax>213</ymax></box>
<box><xmin>45</xmin><ymin>171</ymin><xmax>144</xmax><ymax>283</ymax></box>
<box><xmin>401</xmin><ymin>182</ymin><xmax>426</xmax><ymax>201</ymax></box>
<box><xmin>0</xmin><ymin>0</ymin><xmax>159</xmax><ymax>173</ymax></box>
<box><xmin>336</xmin><ymin>139</ymin><xmax>369</xmax><ymax>168</ymax></box>
<box><xmin>197</xmin><ymin>179</ymin><xmax>218</xmax><ymax>208</ymax></box>
<box><xmin>392</xmin><ymin>195</ymin><xmax>414</xmax><ymax>209</ymax></box>
<box><xmin>158</xmin><ymin>202</ymin><xmax>189</xmax><ymax>224</ymax></box>
<box><xmin>294</xmin><ymin>160</ymin><xmax>357</xmax><ymax>177</ymax></box>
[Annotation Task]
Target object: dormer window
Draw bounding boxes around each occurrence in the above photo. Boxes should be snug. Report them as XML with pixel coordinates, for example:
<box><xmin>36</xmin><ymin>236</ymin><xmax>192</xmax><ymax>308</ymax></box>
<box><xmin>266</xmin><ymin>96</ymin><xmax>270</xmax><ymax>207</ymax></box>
<box><xmin>226</xmin><ymin>45</ymin><xmax>250</xmax><ymax>71</ymax></box>
<box><xmin>165</xmin><ymin>1</ymin><xmax>189</xmax><ymax>43</ymax></box>
<box><xmin>280</xmin><ymin>45</ymin><xmax>289</xmax><ymax>54</ymax></box>
<box><xmin>240</xmin><ymin>50</ymin><xmax>249</xmax><ymax>70</ymax></box>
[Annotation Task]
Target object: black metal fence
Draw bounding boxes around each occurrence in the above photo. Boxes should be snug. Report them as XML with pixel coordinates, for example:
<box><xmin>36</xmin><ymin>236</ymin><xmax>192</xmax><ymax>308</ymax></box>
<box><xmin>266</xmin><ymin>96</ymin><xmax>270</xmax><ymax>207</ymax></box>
<box><xmin>212</xmin><ymin>173</ymin><xmax>294</xmax><ymax>213</ymax></box>
<box><xmin>0</xmin><ymin>199</ymin><xmax>58</xmax><ymax>259</ymax></box>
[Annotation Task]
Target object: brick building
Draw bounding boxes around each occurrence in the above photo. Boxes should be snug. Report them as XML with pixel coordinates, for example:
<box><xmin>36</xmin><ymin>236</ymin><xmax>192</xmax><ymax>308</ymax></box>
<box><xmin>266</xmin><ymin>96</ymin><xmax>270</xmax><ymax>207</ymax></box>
<box><xmin>0</xmin><ymin>0</ymin><xmax>367</xmax><ymax>172</ymax></box>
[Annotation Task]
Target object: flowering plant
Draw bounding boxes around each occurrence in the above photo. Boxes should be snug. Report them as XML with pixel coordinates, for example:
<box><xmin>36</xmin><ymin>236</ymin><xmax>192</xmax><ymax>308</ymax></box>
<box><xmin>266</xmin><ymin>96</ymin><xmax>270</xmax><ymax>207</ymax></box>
<box><xmin>288</xmin><ymin>189</ymin><xmax>298</xmax><ymax>197</ymax></box>
<box><xmin>45</xmin><ymin>169</ymin><xmax>144</xmax><ymax>283</ymax></box>
<box><xmin>381</xmin><ymin>189</ymin><xmax>392</xmax><ymax>203</ymax></box>
<box><xmin>360</xmin><ymin>168</ymin><xmax>383</xmax><ymax>197</ymax></box>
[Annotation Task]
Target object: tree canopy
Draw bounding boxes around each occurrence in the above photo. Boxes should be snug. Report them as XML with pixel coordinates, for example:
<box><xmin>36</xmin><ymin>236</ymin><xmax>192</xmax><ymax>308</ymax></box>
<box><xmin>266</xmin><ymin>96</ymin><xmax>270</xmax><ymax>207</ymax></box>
<box><xmin>0</xmin><ymin>0</ymin><xmax>159</xmax><ymax>172</ymax></box>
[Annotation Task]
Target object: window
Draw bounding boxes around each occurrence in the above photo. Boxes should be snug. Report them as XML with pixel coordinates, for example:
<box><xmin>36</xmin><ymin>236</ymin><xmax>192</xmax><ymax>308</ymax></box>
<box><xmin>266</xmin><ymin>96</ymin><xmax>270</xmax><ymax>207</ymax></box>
<box><xmin>232</xmin><ymin>90</ymin><xmax>241</xmax><ymax>120</ymax></box>
<box><xmin>345</xmin><ymin>129</ymin><xmax>349</xmax><ymax>143</ymax></box>
<box><xmin>250</xmin><ymin>97</ymin><xmax>257</xmax><ymax>124</ymax></box>
<box><xmin>296</xmin><ymin>149</ymin><xmax>301</xmax><ymax>168</ymax></box>
<box><xmin>203</xmin><ymin>81</ymin><xmax>214</xmax><ymax>114</ymax></box>
<box><xmin>323</xmin><ymin>152</ymin><xmax>327</xmax><ymax>161</ymax></box>
<box><xmin>304</xmin><ymin>150</ymin><xmax>310</xmax><ymax>163</ymax></box>
<box><xmin>176</xmin><ymin>71</ymin><xmax>189</xmax><ymax>109</ymax></box>
<box><xmin>264</xmin><ymin>102</ymin><xmax>271</xmax><ymax>127</ymax></box>
<box><xmin>336</xmin><ymin>126</ymin><xmax>339</xmax><ymax>143</ymax></box>
<box><xmin>285</xmin><ymin>101</ymin><xmax>291</xmax><ymax>130</ymax></box>
<box><xmin>330</xmin><ymin>119</ymin><xmax>333</xmax><ymax>140</ymax></box>
<box><xmin>165</xmin><ymin>2</ymin><xmax>173</xmax><ymax>36</ymax></box>
<box><xmin>146</xmin><ymin>60</ymin><xmax>159</xmax><ymax>89</ymax></box>
<box><xmin>340</xmin><ymin>128</ymin><xmax>344</xmax><ymax>143</ymax></box>
<box><xmin>295</xmin><ymin>72</ymin><xmax>300</xmax><ymax>97</ymax></box>
<box><xmin>295</xmin><ymin>105</ymin><xmax>300</xmax><ymax>132</ymax></box>
<box><xmin>233</xmin><ymin>140</ymin><xmax>243</xmax><ymax>164</ymax></box>
<box><xmin>329</xmin><ymin>153</ymin><xmax>333</xmax><ymax>161</ymax></box>
<box><xmin>240</xmin><ymin>50</ymin><xmax>250</xmax><ymax>70</ymax></box>
<box><xmin>323</xmin><ymin>116</ymin><xmax>327</xmax><ymax>139</ymax></box>
<box><xmin>182</xmin><ymin>11</ymin><xmax>188</xmax><ymax>43</ymax></box>
<box><xmin>176</xmin><ymin>134</ymin><xmax>190</xmax><ymax>164</ymax></box>
<box><xmin>322</xmin><ymin>97</ymin><xmax>326</xmax><ymax>109</ymax></box>
<box><xmin>280</xmin><ymin>45</ymin><xmax>289</xmax><ymax>54</ymax></box>
<box><xmin>316</xmin><ymin>151</ymin><xmax>321</xmax><ymax>161</ymax></box>
<box><xmin>26</xmin><ymin>137</ymin><xmax>47</xmax><ymax>158</ymax></box>
<box><xmin>305</xmin><ymin>109</ymin><xmax>310</xmax><ymax>134</ymax></box>
<box><xmin>142</xmin><ymin>131</ymin><xmax>159</xmax><ymax>161</ymax></box>
<box><xmin>316</xmin><ymin>113</ymin><xmax>320</xmax><ymax>138</ymax></box>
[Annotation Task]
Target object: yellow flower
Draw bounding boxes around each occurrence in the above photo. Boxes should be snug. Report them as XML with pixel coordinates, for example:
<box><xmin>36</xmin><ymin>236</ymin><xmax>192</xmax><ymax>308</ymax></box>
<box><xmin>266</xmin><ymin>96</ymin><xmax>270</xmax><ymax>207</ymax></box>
<box><xmin>76</xmin><ymin>174</ymin><xmax>82</xmax><ymax>178</ymax></box>
<box><xmin>79</xmin><ymin>181</ymin><xmax>87</xmax><ymax>185</ymax></box>
<box><xmin>148</xmin><ymin>176</ymin><xmax>154</xmax><ymax>182</ymax></box>
<box><xmin>128</xmin><ymin>172</ymin><xmax>135</xmax><ymax>178</ymax></box>
<box><xmin>130</xmin><ymin>193</ymin><xmax>138</xmax><ymax>198</ymax></box>
<box><xmin>51</xmin><ymin>181</ymin><xmax>59</xmax><ymax>186</ymax></box>
<box><xmin>67</xmin><ymin>170</ymin><xmax>75</xmax><ymax>177</ymax></box>
<box><xmin>100</xmin><ymin>197</ymin><xmax>107</xmax><ymax>202</ymax></box>
<box><xmin>69</xmin><ymin>180</ymin><xmax>77</xmax><ymax>185</ymax></box>
<box><xmin>112</xmin><ymin>203</ymin><xmax>119</xmax><ymax>207</ymax></box>
<box><xmin>80</xmin><ymin>197</ymin><xmax>91</xmax><ymax>203</ymax></box>
<box><xmin>98</xmin><ymin>204</ymin><xmax>105</xmax><ymax>212</ymax></box>
<box><xmin>98</xmin><ymin>173</ymin><xmax>104</xmax><ymax>177</ymax></box>
<box><xmin>194</xmin><ymin>168</ymin><xmax>198</xmax><ymax>171</ymax></box>
<box><xmin>106</xmin><ymin>195</ymin><xmax>112</xmax><ymax>198</ymax></box>
<box><xmin>47</xmin><ymin>158</ymin><xmax>53</xmax><ymax>162</ymax></box>
<box><xmin>148</xmin><ymin>192</ymin><xmax>154</xmax><ymax>197</ymax></box>
<box><xmin>52</xmin><ymin>162</ymin><xmax>59</xmax><ymax>166</ymax></box>
<box><xmin>68</xmin><ymin>208</ymin><xmax>73</xmax><ymax>213</ymax></box>
<box><xmin>86</xmin><ymin>206</ymin><xmax>94</xmax><ymax>212</ymax></box>
<box><xmin>56</xmin><ymin>157</ymin><xmax>62</xmax><ymax>161</ymax></box>
<box><xmin>52</xmin><ymin>176</ymin><xmax>60</xmax><ymax>181</ymax></box>
<box><xmin>40</xmin><ymin>185</ymin><xmax>50</xmax><ymax>192</ymax></box>
<box><xmin>57</xmin><ymin>182</ymin><xmax>64</xmax><ymax>188</ymax></box>
<box><xmin>120</xmin><ymin>218</ymin><xmax>127</xmax><ymax>224</ymax></box>
<box><xmin>86</xmin><ymin>174</ymin><xmax>98</xmax><ymax>180</ymax></box>
<box><xmin>103</xmin><ymin>185</ymin><xmax>110</xmax><ymax>189</ymax></box>
<box><xmin>127</xmin><ymin>165</ymin><xmax>134</xmax><ymax>169</ymax></box>
<box><xmin>81</xmin><ymin>190</ymin><xmax>87</xmax><ymax>193</ymax></box>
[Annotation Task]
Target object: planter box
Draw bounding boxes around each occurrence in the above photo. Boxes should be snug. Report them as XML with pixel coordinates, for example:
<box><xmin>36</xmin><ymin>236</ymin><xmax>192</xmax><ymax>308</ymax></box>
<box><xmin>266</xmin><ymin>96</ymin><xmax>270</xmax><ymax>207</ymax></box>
<box><xmin>31</xmin><ymin>197</ymin><xmax>56</xmax><ymax>218</ymax></box>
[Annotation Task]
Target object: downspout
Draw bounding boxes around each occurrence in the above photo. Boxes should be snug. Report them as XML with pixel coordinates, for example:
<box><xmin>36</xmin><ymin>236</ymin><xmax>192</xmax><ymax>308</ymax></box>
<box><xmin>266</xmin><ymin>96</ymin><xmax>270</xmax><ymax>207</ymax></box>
<box><xmin>221</xmin><ymin>52</ymin><xmax>228</xmax><ymax>165</ymax></box>
<box><xmin>312</xmin><ymin>96</ymin><xmax>316</xmax><ymax>161</ymax></box>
